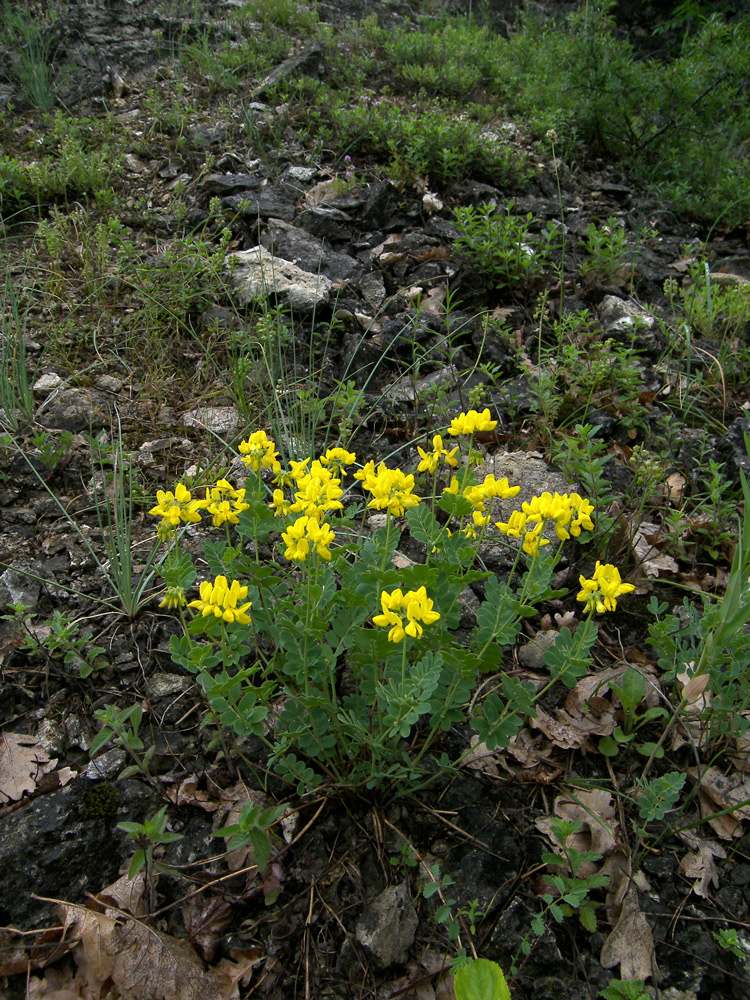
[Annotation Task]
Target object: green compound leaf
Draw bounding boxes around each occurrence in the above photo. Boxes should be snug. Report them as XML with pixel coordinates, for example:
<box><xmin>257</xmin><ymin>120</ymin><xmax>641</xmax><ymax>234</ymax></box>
<box><xmin>453</xmin><ymin>958</ymin><xmax>510</xmax><ymax>1000</ymax></box>
<box><xmin>636</xmin><ymin>771</ymin><xmax>686</xmax><ymax>823</ymax></box>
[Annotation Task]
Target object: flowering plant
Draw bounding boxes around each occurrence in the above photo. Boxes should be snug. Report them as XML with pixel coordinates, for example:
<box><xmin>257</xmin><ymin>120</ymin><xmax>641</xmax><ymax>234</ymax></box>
<box><xmin>149</xmin><ymin>410</ymin><xmax>632</xmax><ymax>794</ymax></box>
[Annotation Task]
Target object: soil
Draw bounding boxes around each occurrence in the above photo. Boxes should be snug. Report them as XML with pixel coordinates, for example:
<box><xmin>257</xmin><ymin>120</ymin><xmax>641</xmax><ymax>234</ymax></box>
<box><xmin>2</xmin><ymin>2</ymin><xmax>750</xmax><ymax>999</ymax></box>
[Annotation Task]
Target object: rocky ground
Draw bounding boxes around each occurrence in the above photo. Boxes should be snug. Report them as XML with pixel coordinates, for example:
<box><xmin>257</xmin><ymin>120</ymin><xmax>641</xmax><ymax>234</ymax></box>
<box><xmin>2</xmin><ymin>1</ymin><xmax>750</xmax><ymax>998</ymax></box>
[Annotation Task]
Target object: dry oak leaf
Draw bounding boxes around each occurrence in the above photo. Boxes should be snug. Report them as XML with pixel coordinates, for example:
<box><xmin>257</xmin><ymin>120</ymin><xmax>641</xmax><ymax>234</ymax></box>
<box><xmin>600</xmin><ymin>883</ymin><xmax>657</xmax><ymax>981</ymax></box>
<box><xmin>56</xmin><ymin>899</ymin><xmax>244</xmax><ymax>1000</ymax></box>
<box><xmin>536</xmin><ymin>789</ymin><xmax>618</xmax><ymax>875</ymax></box>
<box><xmin>0</xmin><ymin>731</ymin><xmax>57</xmax><ymax>803</ymax></box>
<box><xmin>632</xmin><ymin>521</ymin><xmax>679</xmax><ymax>577</ymax></box>
<box><xmin>677</xmin><ymin>829</ymin><xmax>726</xmax><ymax>898</ymax></box>
<box><xmin>530</xmin><ymin>703</ymin><xmax>615</xmax><ymax>752</ymax></box>
<box><xmin>688</xmin><ymin>766</ymin><xmax>750</xmax><ymax>839</ymax></box>
<box><xmin>600</xmin><ymin>851</ymin><xmax>657</xmax><ymax>982</ymax></box>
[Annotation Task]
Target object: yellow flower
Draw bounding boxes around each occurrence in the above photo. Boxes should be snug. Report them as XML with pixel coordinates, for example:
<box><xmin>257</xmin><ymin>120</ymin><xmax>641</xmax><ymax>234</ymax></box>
<box><xmin>320</xmin><ymin>447</ymin><xmax>357</xmax><ymax>476</ymax></box>
<box><xmin>290</xmin><ymin>461</ymin><xmax>344</xmax><ymax>519</ymax></box>
<box><xmin>203</xmin><ymin>479</ymin><xmax>250</xmax><ymax>527</ymax></box>
<box><xmin>447</xmin><ymin>408</ymin><xmax>498</xmax><ymax>436</ymax></box>
<box><xmin>158</xmin><ymin>586</ymin><xmax>186</xmax><ymax>609</ymax></box>
<box><xmin>149</xmin><ymin>483</ymin><xmax>208</xmax><ymax>526</ymax></box>
<box><xmin>495</xmin><ymin>509</ymin><xmax>528</xmax><ymax>538</ymax></box>
<box><xmin>521</xmin><ymin>521</ymin><xmax>550</xmax><ymax>556</ymax></box>
<box><xmin>576</xmin><ymin>562</ymin><xmax>635</xmax><ymax>614</ymax></box>
<box><xmin>188</xmin><ymin>575</ymin><xmax>252</xmax><ymax>625</ymax></box>
<box><xmin>238</xmin><ymin>431</ymin><xmax>280</xmax><ymax>473</ymax></box>
<box><xmin>268</xmin><ymin>488</ymin><xmax>293</xmax><ymax>518</ymax></box>
<box><xmin>281</xmin><ymin>515</ymin><xmax>336</xmax><ymax>561</ymax></box>
<box><xmin>373</xmin><ymin>586</ymin><xmax>440</xmax><ymax>642</ymax></box>
<box><xmin>568</xmin><ymin>493</ymin><xmax>595</xmax><ymax>537</ymax></box>
<box><xmin>417</xmin><ymin>434</ymin><xmax>459</xmax><ymax>474</ymax></box>
<box><xmin>362</xmin><ymin>463</ymin><xmax>421</xmax><ymax>517</ymax></box>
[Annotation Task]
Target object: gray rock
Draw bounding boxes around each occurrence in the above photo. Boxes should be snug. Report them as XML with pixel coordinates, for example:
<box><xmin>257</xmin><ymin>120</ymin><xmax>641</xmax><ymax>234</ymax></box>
<box><xmin>359</xmin><ymin>271</ymin><xmax>387</xmax><ymax>309</ymax></box>
<box><xmin>719</xmin><ymin>415</ymin><xmax>750</xmax><ymax>483</ymax></box>
<box><xmin>33</xmin><ymin>372</ymin><xmax>64</xmax><ymax>396</ymax></box>
<box><xmin>518</xmin><ymin>630</ymin><xmax>560</xmax><ymax>672</ymax></box>
<box><xmin>222</xmin><ymin>189</ymin><xmax>296</xmax><ymax>222</ymax></box>
<box><xmin>202</xmin><ymin>172</ymin><xmax>262</xmax><ymax>195</ymax></box>
<box><xmin>146</xmin><ymin>672</ymin><xmax>192</xmax><ymax>700</ymax></box>
<box><xmin>297</xmin><ymin>205</ymin><xmax>353</xmax><ymax>242</ymax></box>
<box><xmin>228</xmin><ymin>246</ymin><xmax>332</xmax><ymax>313</ymax></box>
<box><xmin>182</xmin><ymin>405</ymin><xmax>241</xmax><ymax>435</ymax></box>
<box><xmin>286</xmin><ymin>165</ymin><xmax>317</xmax><ymax>183</ymax></box>
<box><xmin>355</xmin><ymin>882</ymin><xmax>417</xmax><ymax>967</ymax></box>
<box><xmin>261</xmin><ymin>219</ymin><xmax>358</xmax><ymax>283</ymax></box>
<box><xmin>0</xmin><ymin>779</ymin><xmax>152</xmax><ymax>928</ymax></box>
<box><xmin>38</xmin><ymin>388</ymin><xmax>107</xmax><ymax>433</ymax></box>
<box><xmin>598</xmin><ymin>294</ymin><xmax>661</xmax><ymax>354</ymax></box>
<box><xmin>86</xmin><ymin>748</ymin><xmax>127</xmax><ymax>780</ymax></box>
<box><xmin>0</xmin><ymin>565</ymin><xmax>42</xmax><ymax>612</ymax></box>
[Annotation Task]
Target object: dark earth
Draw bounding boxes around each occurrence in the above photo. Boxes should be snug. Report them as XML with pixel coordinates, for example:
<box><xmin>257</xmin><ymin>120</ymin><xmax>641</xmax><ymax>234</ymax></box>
<box><xmin>2</xmin><ymin>1</ymin><xmax>750</xmax><ymax>998</ymax></box>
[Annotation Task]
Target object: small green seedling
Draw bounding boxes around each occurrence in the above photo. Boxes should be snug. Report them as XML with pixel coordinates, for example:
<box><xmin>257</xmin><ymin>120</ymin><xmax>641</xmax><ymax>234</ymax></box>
<box><xmin>599</xmin><ymin>978</ymin><xmax>649</xmax><ymax>1000</ymax></box>
<box><xmin>213</xmin><ymin>800</ymin><xmax>287</xmax><ymax>875</ymax></box>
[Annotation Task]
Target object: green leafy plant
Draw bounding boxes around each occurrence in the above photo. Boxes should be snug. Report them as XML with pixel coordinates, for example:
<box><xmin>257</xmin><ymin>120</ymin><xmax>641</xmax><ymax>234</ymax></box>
<box><xmin>118</xmin><ymin>805</ymin><xmax>184</xmax><ymax>910</ymax></box>
<box><xmin>578</xmin><ymin>217</ymin><xmax>630</xmax><ymax>283</ymax></box>
<box><xmin>150</xmin><ymin>410</ymin><xmax>631</xmax><ymax>797</ymax></box>
<box><xmin>1</xmin><ymin>604</ymin><xmax>106</xmax><ymax>679</ymax></box>
<box><xmin>598</xmin><ymin>979</ymin><xmax>649</xmax><ymax>1000</ymax></box>
<box><xmin>452</xmin><ymin>201</ymin><xmax>559</xmax><ymax>292</ymax></box>
<box><xmin>712</xmin><ymin>927</ymin><xmax>746</xmax><ymax>960</ymax></box>
<box><xmin>213</xmin><ymin>801</ymin><xmax>287</xmax><ymax>876</ymax></box>
<box><xmin>91</xmin><ymin>703</ymin><xmax>158</xmax><ymax>786</ymax></box>
<box><xmin>597</xmin><ymin>667</ymin><xmax>668</xmax><ymax>759</ymax></box>
<box><xmin>0</xmin><ymin>269</ymin><xmax>36</xmax><ymax>431</ymax></box>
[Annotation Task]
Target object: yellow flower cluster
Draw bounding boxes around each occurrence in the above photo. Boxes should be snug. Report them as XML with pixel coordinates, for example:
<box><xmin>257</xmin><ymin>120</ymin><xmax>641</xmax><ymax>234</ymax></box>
<box><xmin>447</xmin><ymin>408</ymin><xmax>498</xmax><ymax>436</ymax></box>
<box><xmin>239</xmin><ymin>430</ymin><xmax>280</xmax><ymax>473</ymax></box>
<box><xmin>356</xmin><ymin>462</ymin><xmax>421</xmax><ymax>517</ymax></box>
<box><xmin>444</xmin><ymin>473</ymin><xmax>521</xmax><ymax>538</ymax></box>
<box><xmin>495</xmin><ymin>491</ymin><xmax>595</xmax><ymax>555</ymax></box>
<box><xmin>417</xmin><ymin>434</ymin><xmax>459</xmax><ymax>474</ymax></box>
<box><xmin>372</xmin><ymin>586</ymin><xmax>441</xmax><ymax>642</ymax></box>
<box><xmin>149</xmin><ymin>483</ymin><xmax>209</xmax><ymax>532</ymax></box>
<box><xmin>576</xmin><ymin>562</ymin><xmax>635</xmax><ymax>614</ymax></box>
<box><xmin>281</xmin><ymin>515</ymin><xmax>336</xmax><ymax>561</ymax></box>
<box><xmin>289</xmin><ymin>459</ymin><xmax>344</xmax><ymax>519</ymax></box>
<box><xmin>188</xmin><ymin>575</ymin><xmax>252</xmax><ymax>624</ymax></box>
<box><xmin>202</xmin><ymin>479</ymin><xmax>250</xmax><ymax>527</ymax></box>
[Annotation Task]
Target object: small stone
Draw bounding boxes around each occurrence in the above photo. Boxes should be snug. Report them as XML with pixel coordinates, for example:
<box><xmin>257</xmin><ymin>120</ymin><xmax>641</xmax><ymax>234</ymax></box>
<box><xmin>0</xmin><ymin>566</ymin><xmax>42</xmax><ymax>612</ymax></box>
<box><xmin>95</xmin><ymin>375</ymin><xmax>123</xmax><ymax>393</ymax></box>
<box><xmin>86</xmin><ymin>748</ymin><xmax>126</xmax><ymax>780</ymax></box>
<box><xmin>518</xmin><ymin>631</ymin><xmax>560</xmax><ymax>672</ymax></box>
<box><xmin>146</xmin><ymin>672</ymin><xmax>192</xmax><ymax>699</ymax></box>
<box><xmin>182</xmin><ymin>406</ymin><xmax>241</xmax><ymax>435</ymax></box>
<box><xmin>33</xmin><ymin>373</ymin><xmax>63</xmax><ymax>396</ymax></box>
<box><xmin>355</xmin><ymin>883</ymin><xmax>417</xmax><ymax>968</ymax></box>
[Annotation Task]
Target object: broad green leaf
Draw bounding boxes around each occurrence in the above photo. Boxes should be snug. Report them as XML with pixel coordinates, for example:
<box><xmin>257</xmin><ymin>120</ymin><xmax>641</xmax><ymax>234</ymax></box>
<box><xmin>454</xmin><ymin>958</ymin><xmax>510</xmax><ymax>1000</ymax></box>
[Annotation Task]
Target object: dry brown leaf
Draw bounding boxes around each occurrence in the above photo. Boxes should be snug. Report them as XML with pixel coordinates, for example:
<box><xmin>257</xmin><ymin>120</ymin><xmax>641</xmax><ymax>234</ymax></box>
<box><xmin>303</xmin><ymin>177</ymin><xmax>348</xmax><ymax>207</ymax></box>
<box><xmin>632</xmin><ymin>522</ymin><xmax>679</xmax><ymax>577</ymax></box>
<box><xmin>600</xmin><ymin>883</ymin><xmax>657</xmax><ymax>981</ymax></box>
<box><xmin>536</xmin><ymin>789</ymin><xmax>618</xmax><ymax>874</ymax></box>
<box><xmin>530</xmin><ymin>703</ymin><xmax>615</xmax><ymax>751</ymax></box>
<box><xmin>183</xmin><ymin>896</ymin><xmax>235</xmax><ymax>962</ymax></box>
<box><xmin>666</xmin><ymin>471</ymin><xmax>687</xmax><ymax>502</ymax></box>
<box><xmin>677</xmin><ymin>829</ymin><xmax>726</xmax><ymax>897</ymax></box>
<box><xmin>0</xmin><ymin>731</ymin><xmax>57</xmax><ymax>803</ymax></box>
<box><xmin>689</xmin><ymin>767</ymin><xmax>750</xmax><ymax>839</ymax></box>
<box><xmin>56</xmin><ymin>898</ymin><xmax>244</xmax><ymax>1000</ymax></box>
<box><xmin>165</xmin><ymin>774</ymin><xmax>220</xmax><ymax>812</ymax></box>
<box><xmin>600</xmin><ymin>853</ymin><xmax>657</xmax><ymax>981</ymax></box>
